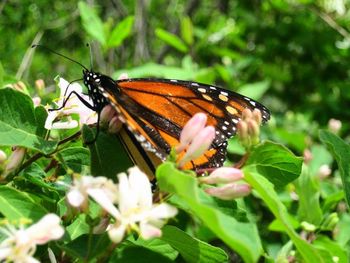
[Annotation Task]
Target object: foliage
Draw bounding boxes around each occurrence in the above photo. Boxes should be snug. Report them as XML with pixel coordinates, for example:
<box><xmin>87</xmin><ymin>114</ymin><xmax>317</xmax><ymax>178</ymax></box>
<box><xmin>1</xmin><ymin>0</ymin><xmax>350</xmax><ymax>262</ymax></box>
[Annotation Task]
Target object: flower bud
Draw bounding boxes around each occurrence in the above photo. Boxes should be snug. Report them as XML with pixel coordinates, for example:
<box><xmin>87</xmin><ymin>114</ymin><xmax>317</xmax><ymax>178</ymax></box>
<box><xmin>300</xmin><ymin>221</ymin><xmax>316</xmax><ymax>232</ymax></box>
<box><xmin>178</xmin><ymin>126</ymin><xmax>215</xmax><ymax>168</ymax></box>
<box><xmin>318</xmin><ymin>164</ymin><xmax>331</xmax><ymax>179</ymax></box>
<box><xmin>176</xmin><ymin>113</ymin><xmax>207</xmax><ymax>153</ymax></box>
<box><xmin>199</xmin><ymin>167</ymin><xmax>243</xmax><ymax>184</ymax></box>
<box><xmin>303</xmin><ymin>149</ymin><xmax>313</xmax><ymax>165</ymax></box>
<box><xmin>205</xmin><ymin>183</ymin><xmax>251</xmax><ymax>200</ymax></box>
<box><xmin>118</xmin><ymin>73</ymin><xmax>129</xmax><ymax>80</ymax></box>
<box><xmin>328</xmin><ymin>118</ymin><xmax>342</xmax><ymax>134</ymax></box>
<box><xmin>0</xmin><ymin>150</ymin><xmax>7</xmax><ymax>164</ymax></box>
<box><xmin>13</xmin><ymin>81</ymin><xmax>27</xmax><ymax>92</ymax></box>
<box><xmin>35</xmin><ymin>79</ymin><xmax>45</xmax><ymax>91</ymax></box>
<box><xmin>100</xmin><ymin>105</ymin><xmax>116</xmax><ymax>126</ymax></box>
<box><xmin>4</xmin><ymin>147</ymin><xmax>26</xmax><ymax>176</ymax></box>
<box><xmin>32</xmin><ymin>96</ymin><xmax>41</xmax><ymax>107</ymax></box>
<box><xmin>320</xmin><ymin>212</ymin><xmax>339</xmax><ymax>231</ymax></box>
<box><xmin>252</xmin><ymin>109</ymin><xmax>262</xmax><ymax>125</ymax></box>
<box><xmin>237</xmin><ymin>120</ymin><xmax>248</xmax><ymax>141</ymax></box>
<box><xmin>108</xmin><ymin>116</ymin><xmax>122</xmax><ymax>134</ymax></box>
<box><xmin>242</xmin><ymin>108</ymin><xmax>253</xmax><ymax>120</ymax></box>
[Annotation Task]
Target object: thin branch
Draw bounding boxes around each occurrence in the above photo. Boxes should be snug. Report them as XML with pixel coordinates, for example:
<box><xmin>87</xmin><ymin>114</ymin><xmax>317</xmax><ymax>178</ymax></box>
<box><xmin>16</xmin><ymin>31</ymin><xmax>44</xmax><ymax>80</ymax></box>
<box><xmin>16</xmin><ymin>131</ymin><xmax>82</xmax><ymax>175</ymax></box>
<box><xmin>310</xmin><ymin>6</ymin><xmax>350</xmax><ymax>41</ymax></box>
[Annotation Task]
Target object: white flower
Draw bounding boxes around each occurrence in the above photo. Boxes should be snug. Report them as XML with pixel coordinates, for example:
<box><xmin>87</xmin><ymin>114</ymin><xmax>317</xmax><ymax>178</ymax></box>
<box><xmin>107</xmin><ymin>167</ymin><xmax>178</xmax><ymax>242</ymax></box>
<box><xmin>66</xmin><ymin>167</ymin><xmax>177</xmax><ymax>243</ymax></box>
<box><xmin>45</xmin><ymin>78</ymin><xmax>97</xmax><ymax>130</ymax></box>
<box><xmin>67</xmin><ymin>176</ymin><xmax>118</xmax><ymax>209</ymax></box>
<box><xmin>0</xmin><ymin>214</ymin><xmax>64</xmax><ymax>263</ymax></box>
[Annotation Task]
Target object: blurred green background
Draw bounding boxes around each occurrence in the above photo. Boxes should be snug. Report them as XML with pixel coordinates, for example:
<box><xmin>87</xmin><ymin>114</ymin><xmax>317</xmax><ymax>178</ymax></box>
<box><xmin>1</xmin><ymin>0</ymin><xmax>349</xmax><ymax>147</ymax></box>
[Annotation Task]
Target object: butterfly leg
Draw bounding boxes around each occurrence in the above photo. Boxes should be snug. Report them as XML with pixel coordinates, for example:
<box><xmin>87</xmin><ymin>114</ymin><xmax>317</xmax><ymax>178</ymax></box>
<box><xmin>49</xmin><ymin>90</ymin><xmax>96</xmax><ymax>112</ymax></box>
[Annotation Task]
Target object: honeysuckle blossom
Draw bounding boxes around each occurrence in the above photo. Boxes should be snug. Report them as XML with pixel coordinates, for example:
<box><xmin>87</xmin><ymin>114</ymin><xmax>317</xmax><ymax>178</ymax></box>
<box><xmin>107</xmin><ymin>167</ymin><xmax>178</xmax><ymax>243</ymax></box>
<box><xmin>176</xmin><ymin>113</ymin><xmax>216</xmax><ymax>168</ymax></box>
<box><xmin>66</xmin><ymin>167</ymin><xmax>177</xmax><ymax>243</ymax></box>
<box><xmin>45</xmin><ymin>78</ymin><xmax>97</xmax><ymax>130</ymax></box>
<box><xmin>0</xmin><ymin>214</ymin><xmax>64</xmax><ymax>263</ymax></box>
<box><xmin>67</xmin><ymin>175</ymin><xmax>118</xmax><ymax>209</ymax></box>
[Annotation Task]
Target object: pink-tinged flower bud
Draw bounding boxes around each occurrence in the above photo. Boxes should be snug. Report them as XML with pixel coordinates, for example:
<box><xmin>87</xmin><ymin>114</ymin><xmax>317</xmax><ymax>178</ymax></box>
<box><xmin>176</xmin><ymin>113</ymin><xmax>207</xmax><ymax>153</ymax></box>
<box><xmin>32</xmin><ymin>96</ymin><xmax>41</xmax><ymax>107</ymax></box>
<box><xmin>318</xmin><ymin>164</ymin><xmax>331</xmax><ymax>180</ymax></box>
<box><xmin>242</xmin><ymin>108</ymin><xmax>253</xmax><ymax>120</ymax></box>
<box><xmin>199</xmin><ymin>167</ymin><xmax>243</xmax><ymax>184</ymax></box>
<box><xmin>252</xmin><ymin>109</ymin><xmax>262</xmax><ymax>125</ymax></box>
<box><xmin>0</xmin><ymin>150</ymin><xmax>7</xmax><ymax>164</ymax></box>
<box><xmin>35</xmin><ymin>79</ymin><xmax>45</xmax><ymax>91</ymax></box>
<box><xmin>303</xmin><ymin>149</ymin><xmax>313</xmax><ymax>165</ymax></box>
<box><xmin>178</xmin><ymin>126</ymin><xmax>215</xmax><ymax>167</ymax></box>
<box><xmin>247</xmin><ymin>119</ymin><xmax>259</xmax><ymax>138</ymax></box>
<box><xmin>118</xmin><ymin>73</ymin><xmax>129</xmax><ymax>80</ymax></box>
<box><xmin>328</xmin><ymin>118</ymin><xmax>342</xmax><ymax>134</ymax></box>
<box><xmin>205</xmin><ymin>183</ymin><xmax>251</xmax><ymax>200</ymax></box>
<box><xmin>237</xmin><ymin>120</ymin><xmax>248</xmax><ymax>141</ymax></box>
<box><xmin>4</xmin><ymin>147</ymin><xmax>26</xmax><ymax>176</ymax></box>
<box><xmin>100</xmin><ymin>105</ymin><xmax>116</xmax><ymax>125</ymax></box>
<box><xmin>13</xmin><ymin>81</ymin><xmax>27</xmax><ymax>92</ymax></box>
<box><xmin>108</xmin><ymin>116</ymin><xmax>122</xmax><ymax>134</ymax></box>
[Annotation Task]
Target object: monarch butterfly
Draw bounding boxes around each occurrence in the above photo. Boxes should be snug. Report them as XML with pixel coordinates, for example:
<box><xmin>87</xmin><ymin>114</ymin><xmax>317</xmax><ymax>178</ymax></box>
<box><xmin>33</xmin><ymin>45</ymin><xmax>270</xmax><ymax>172</ymax></box>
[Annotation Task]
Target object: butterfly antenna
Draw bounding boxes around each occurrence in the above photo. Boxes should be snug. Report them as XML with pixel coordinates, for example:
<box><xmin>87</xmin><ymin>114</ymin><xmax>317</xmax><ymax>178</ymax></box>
<box><xmin>86</xmin><ymin>43</ymin><xmax>94</xmax><ymax>70</ymax></box>
<box><xmin>32</xmin><ymin>44</ymin><xmax>88</xmax><ymax>70</ymax></box>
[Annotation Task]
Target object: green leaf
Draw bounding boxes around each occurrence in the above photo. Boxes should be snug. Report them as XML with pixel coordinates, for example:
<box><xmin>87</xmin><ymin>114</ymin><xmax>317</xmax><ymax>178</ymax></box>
<box><xmin>110</xmin><ymin>245</ymin><xmax>173</xmax><ymax>263</ymax></box>
<box><xmin>82</xmin><ymin>126</ymin><xmax>133</xmax><ymax>179</ymax></box>
<box><xmin>319</xmin><ymin>130</ymin><xmax>350</xmax><ymax>207</ymax></box>
<box><xmin>243</xmin><ymin>168</ymin><xmax>326</xmax><ymax>262</ymax></box>
<box><xmin>313</xmin><ymin>236</ymin><xmax>348</xmax><ymax>263</ymax></box>
<box><xmin>0</xmin><ymin>88</ymin><xmax>57</xmax><ymax>154</ymax></box>
<box><xmin>309</xmin><ymin>144</ymin><xmax>333</xmax><ymax>175</ymax></box>
<box><xmin>0</xmin><ymin>185</ymin><xmax>47</xmax><ymax>221</ymax></box>
<box><xmin>161</xmin><ymin>226</ymin><xmax>227</xmax><ymax>263</ymax></box>
<box><xmin>58</xmin><ymin>147</ymin><xmax>90</xmax><ymax>173</ymax></box>
<box><xmin>0</xmin><ymin>61</ymin><xmax>4</xmax><ymax>87</ymax></box>
<box><xmin>133</xmin><ymin>237</ymin><xmax>178</xmax><ymax>260</ymax></box>
<box><xmin>34</xmin><ymin>106</ymin><xmax>48</xmax><ymax>138</ymax></box>
<box><xmin>78</xmin><ymin>2</ymin><xmax>106</xmax><ymax>46</ymax></box>
<box><xmin>157</xmin><ymin>162</ymin><xmax>262</xmax><ymax>263</ymax></box>
<box><xmin>107</xmin><ymin>16</ymin><xmax>134</xmax><ymax>48</ymax></box>
<box><xmin>237</xmin><ymin>80</ymin><xmax>270</xmax><ymax>101</ymax></box>
<box><xmin>245</xmin><ymin>141</ymin><xmax>303</xmax><ymax>187</ymax></box>
<box><xmin>295</xmin><ymin>165</ymin><xmax>323</xmax><ymax>225</ymax></box>
<box><xmin>22</xmin><ymin>162</ymin><xmax>61</xmax><ymax>192</ymax></box>
<box><xmin>155</xmin><ymin>28</ymin><xmax>188</xmax><ymax>53</ymax></box>
<box><xmin>181</xmin><ymin>16</ymin><xmax>194</xmax><ymax>46</ymax></box>
<box><xmin>59</xmin><ymin>233</ymin><xmax>110</xmax><ymax>260</ymax></box>
<box><xmin>66</xmin><ymin>214</ymin><xmax>89</xmax><ymax>241</ymax></box>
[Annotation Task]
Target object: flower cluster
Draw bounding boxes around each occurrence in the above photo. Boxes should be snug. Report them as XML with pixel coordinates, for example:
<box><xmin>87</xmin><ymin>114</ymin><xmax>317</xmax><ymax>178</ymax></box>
<box><xmin>175</xmin><ymin>113</ymin><xmax>215</xmax><ymax>168</ymax></box>
<box><xmin>0</xmin><ymin>214</ymin><xmax>64</xmax><ymax>262</ymax></box>
<box><xmin>67</xmin><ymin>166</ymin><xmax>178</xmax><ymax>243</ymax></box>
<box><xmin>237</xmin><ymin>108</ymin><xmax>263</xmax><ymax>150</ymax></box>
<box><xmin>174</xmin><ymin>113</ymin><xmax>251</xmax><ymax>200</ymax></box>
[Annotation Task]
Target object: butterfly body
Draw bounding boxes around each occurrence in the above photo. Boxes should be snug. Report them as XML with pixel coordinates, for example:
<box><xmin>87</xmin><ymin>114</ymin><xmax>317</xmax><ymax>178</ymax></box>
<box><xmin>82</xmin><ymin>69</ymin><xmax>270</xmax><ymax>170</ymax></box>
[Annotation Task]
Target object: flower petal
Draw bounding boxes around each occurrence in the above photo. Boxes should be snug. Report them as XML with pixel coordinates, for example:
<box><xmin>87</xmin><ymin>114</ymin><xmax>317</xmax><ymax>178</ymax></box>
<box><xmin>108</xmin><ymin>224</ymin><xmax>126</xmax><ymax>243</ymax></box>
<box><xmin>139</xmin><ymin>222</ymin><xmax>162</xmax><ymax>239</ymax></box>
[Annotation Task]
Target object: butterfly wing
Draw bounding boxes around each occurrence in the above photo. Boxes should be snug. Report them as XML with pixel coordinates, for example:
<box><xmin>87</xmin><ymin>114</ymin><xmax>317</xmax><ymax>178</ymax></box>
<box><xmin>100</xmin><ymin>78</ymin><xmax>270</xmax><ymax>170</ymax></box>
